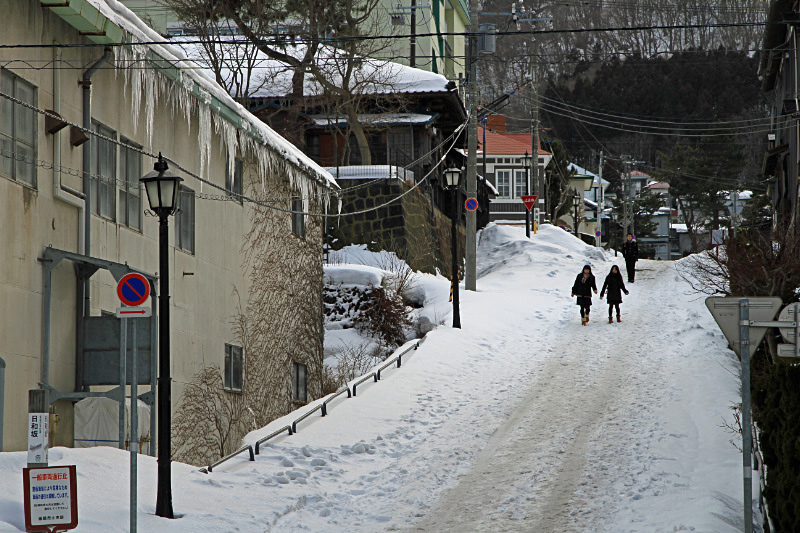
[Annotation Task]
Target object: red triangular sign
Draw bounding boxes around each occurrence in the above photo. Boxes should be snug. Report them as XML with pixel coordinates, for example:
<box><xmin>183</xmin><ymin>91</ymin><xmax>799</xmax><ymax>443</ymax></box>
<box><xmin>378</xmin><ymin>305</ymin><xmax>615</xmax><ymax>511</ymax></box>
<box><xmin>521</xmin><ymin>195</ymin><xmax>538</xmax><ymax>211</ymax></box>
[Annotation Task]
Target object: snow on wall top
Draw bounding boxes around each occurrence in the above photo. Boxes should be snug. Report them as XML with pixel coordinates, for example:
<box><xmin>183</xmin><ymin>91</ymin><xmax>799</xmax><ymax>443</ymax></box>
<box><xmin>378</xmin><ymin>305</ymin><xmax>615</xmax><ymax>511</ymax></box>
<box><xmin>80</xmin><ymin>0</ymin><xmax>336</xmax><ymax>191</ymax></box>
<box><xmin>172</xmin><ymin>40</ymin><xmax>453</xmax><ymax>99</ymax></box>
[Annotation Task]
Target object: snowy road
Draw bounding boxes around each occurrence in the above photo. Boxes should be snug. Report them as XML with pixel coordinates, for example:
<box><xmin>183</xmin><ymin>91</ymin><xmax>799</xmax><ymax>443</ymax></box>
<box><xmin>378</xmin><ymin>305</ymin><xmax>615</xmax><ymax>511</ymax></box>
<box><xmin>414</xmin><ymin>262</ymin><xmax>680</xmax><ymax>531</ymax></box>
<box><xmin>0</xmin><ymin>225</ymin><xmax>746</xmax><ymax>532</ymax></box>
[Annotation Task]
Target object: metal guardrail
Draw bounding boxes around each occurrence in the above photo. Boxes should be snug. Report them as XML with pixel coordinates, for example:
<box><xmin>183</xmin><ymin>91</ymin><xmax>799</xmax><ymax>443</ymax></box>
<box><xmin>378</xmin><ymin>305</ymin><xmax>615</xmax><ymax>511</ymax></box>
<box><xmin>376</xmin><ymin>340</ymin><xmax>419</xmax><ymax>380</ymax></box>
<box><xmin>254</xmin><ymin>425</ymin><xmax>293</xmax><ymax>455</ymax></box>
<box><xmin>201</xmin><ymin>338</ymin><xmax>425</xmax><ymax>473</ymax></box>
<box><xmin>321</xmin><ymin>386</ymin><xmax>351</xmax><ymax>416</ymax></box>
<box><xmin>351</xmin><ymin>372</ymin><xmax>377</xmax><ymax>397</ymax></box>
<box><xmin>201</xmin><ymin>444</ymin><xmax>254</xmax><ymax>473</ymax></box>
<box><xmin>292</xmin><ymin>404</ymin><xmax>324</xmax><ymax>433</ymax></box>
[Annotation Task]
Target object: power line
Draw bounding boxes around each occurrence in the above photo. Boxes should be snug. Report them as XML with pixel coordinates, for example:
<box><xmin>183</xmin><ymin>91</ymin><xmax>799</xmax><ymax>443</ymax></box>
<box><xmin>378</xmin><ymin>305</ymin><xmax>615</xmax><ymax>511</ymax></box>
<box><xmin>0</xmin><ymin>21</ymin><xmax>777</xmax><ymax>49</ymax></box>
<box><xmin>0</xmin><ymin>90</ymin><xmax>468</xmax><ymax>218</ymax></box>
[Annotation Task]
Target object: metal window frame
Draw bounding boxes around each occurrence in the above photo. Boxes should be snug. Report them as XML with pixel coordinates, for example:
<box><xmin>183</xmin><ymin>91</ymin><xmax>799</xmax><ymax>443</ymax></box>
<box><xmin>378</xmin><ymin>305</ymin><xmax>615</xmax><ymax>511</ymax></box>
<box><xmin>119</xmin><ymin>137</ymin><xmax>142</xmax><ymax>231</ymax></box>
<box><xmin>0</xmin><ymin>68</ymin><xmax>38</xmax><ymax>188</ymax></box>
<box><xmin>90</xmin><ymin>120</ymin><xmax>117</xmax><ymax>221</ymax></box>
<box><xmin>223</xmin><ymin>343</ymin><xmax>243</xmax><ymax>393</ymax></box>
<box><xmin>175</xmin><ymin>185</ymin><xmax>195</xmax><ymax>254</ymax></box>
<box><xmin>292</xmin><ymin>361</ymin><xmax>307</xmax><ymax>403</ymax></box>
<box><xmin>291</xmin><ymin>196</ymin><xmax>305</xmax><ymax>238</ymax></box>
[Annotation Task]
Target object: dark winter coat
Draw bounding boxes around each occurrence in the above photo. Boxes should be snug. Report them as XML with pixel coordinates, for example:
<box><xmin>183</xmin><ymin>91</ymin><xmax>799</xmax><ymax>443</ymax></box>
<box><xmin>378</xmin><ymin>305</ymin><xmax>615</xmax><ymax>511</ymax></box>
<box><xmin>622</xmin><ymin>240</ymin><xmax>638</xmax><ymax>262</ymax></box>
<box><xmin>601</xmin><ymin>271</ymin><xmax>628</xmax><ymax>304</ymax></box>
<box><xmin>572</xmin><ymin>272</ymin><xmax>597</xmax><ymax>306</ymax></box>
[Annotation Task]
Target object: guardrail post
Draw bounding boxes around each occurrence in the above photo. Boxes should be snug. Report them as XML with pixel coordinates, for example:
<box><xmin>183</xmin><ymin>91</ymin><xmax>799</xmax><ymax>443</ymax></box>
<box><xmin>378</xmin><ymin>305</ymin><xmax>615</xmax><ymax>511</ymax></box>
<box><xmin>248</xmin><ymin>446</ymin><xmax>254</xmax><ymax>462</ymax></box>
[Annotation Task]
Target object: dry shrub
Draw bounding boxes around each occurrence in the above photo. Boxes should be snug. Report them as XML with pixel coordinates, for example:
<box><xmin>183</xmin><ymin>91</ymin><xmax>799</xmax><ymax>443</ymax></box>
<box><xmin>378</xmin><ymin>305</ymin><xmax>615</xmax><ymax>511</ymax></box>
<box><xmin>354</xmin><ymin>284</ymin><xmax>412</xmax><ymax>347</ymax></box>
<box><xmin>322</xmin><ymin>342</ymin><xmax>386</xmax><ymax>394</ymax></box>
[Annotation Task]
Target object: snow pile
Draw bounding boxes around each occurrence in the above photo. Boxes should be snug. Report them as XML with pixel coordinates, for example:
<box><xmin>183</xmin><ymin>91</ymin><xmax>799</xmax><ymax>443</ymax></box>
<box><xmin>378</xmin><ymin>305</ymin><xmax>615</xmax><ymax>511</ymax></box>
<box><xmin>0</xmin><ymin>225</ymin><xmax>747</xmax><ymax>532</ymax></box>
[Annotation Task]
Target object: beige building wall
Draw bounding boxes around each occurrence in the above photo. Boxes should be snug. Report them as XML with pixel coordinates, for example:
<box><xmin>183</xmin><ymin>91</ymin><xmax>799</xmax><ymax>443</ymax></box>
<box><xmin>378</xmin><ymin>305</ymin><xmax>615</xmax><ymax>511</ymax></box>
<box><xmin>1</xmin><ymin>0</ymin><xmax>327</xmax><ymax>455</ymax></box>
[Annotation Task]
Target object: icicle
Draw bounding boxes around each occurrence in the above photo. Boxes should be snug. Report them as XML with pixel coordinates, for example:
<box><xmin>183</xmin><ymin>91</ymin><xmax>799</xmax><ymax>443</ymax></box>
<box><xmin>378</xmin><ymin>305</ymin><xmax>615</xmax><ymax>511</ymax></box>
<box><xmin>198</xmin><ymin>101</ymin><xmax>212</xmax><ymax>185</ymax></box>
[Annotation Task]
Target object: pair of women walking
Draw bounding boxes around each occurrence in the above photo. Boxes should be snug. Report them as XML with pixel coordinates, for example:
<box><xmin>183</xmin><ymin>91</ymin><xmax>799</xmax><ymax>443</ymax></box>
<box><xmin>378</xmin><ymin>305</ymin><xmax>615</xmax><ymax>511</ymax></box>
<box><xmin>570</xmin><ymin>265</ymin><xmax>630</xmax><ymax>325</ymax></box>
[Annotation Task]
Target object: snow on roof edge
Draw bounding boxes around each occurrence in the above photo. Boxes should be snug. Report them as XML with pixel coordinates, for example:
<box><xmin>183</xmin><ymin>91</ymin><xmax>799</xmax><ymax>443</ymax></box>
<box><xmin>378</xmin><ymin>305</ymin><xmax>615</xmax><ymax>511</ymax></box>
<box><xmin>87</xmin><ymin>0</ymin><xmax>337</xmax><ymax>191</ymax></box>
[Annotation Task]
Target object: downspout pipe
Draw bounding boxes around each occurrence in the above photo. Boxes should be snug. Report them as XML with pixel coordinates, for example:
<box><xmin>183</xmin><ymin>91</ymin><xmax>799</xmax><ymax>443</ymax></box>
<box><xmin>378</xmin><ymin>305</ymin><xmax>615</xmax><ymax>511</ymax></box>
<box><xmin>81</xmin><ymin>47</ymin><xmax>112</xmax><ymax>315</ymax></box>
<box><xmin>53</xmin><ymin>45</ymin><xmax>85</xmax><ymax>254</ymax></box>
<box><xmin>0</xmin><ymin>356</ymin><xmax>5</xmax><ymax>451</ymax></box>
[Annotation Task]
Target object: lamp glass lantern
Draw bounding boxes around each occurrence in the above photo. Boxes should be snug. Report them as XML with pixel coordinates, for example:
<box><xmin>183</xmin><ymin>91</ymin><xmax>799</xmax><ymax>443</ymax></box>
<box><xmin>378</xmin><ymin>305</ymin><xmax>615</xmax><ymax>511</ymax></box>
<box><xmin>141</xmin><ymin>161</ymin><xmax>183</xmax><ymax>214</ymax></box>
<box><xmin>522</xmin><ymin>150</ymin><xmax>531</xmax><ymax>170</ymax></box>
<box><xmin>573</xmin><ymin>192</ymin><xmax>582</xmax><ymax>208</ymax></box>
<box><xmin>444</xmin><ymin>168</ymin><xmax>461</xmax><ymax>189</ymax></box>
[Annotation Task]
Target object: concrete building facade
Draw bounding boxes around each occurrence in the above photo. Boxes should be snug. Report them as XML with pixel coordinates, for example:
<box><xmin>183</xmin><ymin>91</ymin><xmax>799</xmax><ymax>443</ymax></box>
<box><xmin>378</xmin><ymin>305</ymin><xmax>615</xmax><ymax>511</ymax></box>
<box><xmin>1</xmin><ymin>0</ymin><xmax>335</xmax><ymax>465</ymax></box>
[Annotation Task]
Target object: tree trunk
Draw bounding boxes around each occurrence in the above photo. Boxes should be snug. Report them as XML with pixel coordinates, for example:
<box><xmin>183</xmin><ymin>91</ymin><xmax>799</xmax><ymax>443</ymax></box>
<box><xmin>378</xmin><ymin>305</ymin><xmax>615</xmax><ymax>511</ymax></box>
<box><xmin>346</xmin><ymin>107</ymin><xmax>372</xmax><ymax>165</ymax></box>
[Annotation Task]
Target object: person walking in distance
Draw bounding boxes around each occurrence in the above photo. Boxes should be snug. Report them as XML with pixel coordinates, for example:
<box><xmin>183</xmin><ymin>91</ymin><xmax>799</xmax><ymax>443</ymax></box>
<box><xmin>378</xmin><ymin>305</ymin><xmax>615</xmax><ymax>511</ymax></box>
<box><xmin>571</xmin><ymin>264</ymin><xmax>598</xmax><ymax>326</ymax></box>
<box><xmin>600</xmin><ymin>265</ymin><xmax>629</xmax><ymax>323</ymax></box>
<box><xmin>622</xmin><ymin>233</ymin><xmax>638</xmax><ymax>283</ymax></box>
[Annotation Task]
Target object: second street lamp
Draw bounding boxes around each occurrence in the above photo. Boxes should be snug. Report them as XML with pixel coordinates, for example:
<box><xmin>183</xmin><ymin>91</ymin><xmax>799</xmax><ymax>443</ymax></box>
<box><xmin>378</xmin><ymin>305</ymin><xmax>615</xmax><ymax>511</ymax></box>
<box><xmin>573</xmin><ymin>191</ymin><xmax>582</xmax><ymax>238</ymax></box>
<box><xmin>140</xmin><ymin>153</ymin><xmax>182</xmax><ymax>520</ymax></box>
<box><xmin>445</xmin><ymin>168</ymin><xmax>462</xmax><ymax>329</ymax></box>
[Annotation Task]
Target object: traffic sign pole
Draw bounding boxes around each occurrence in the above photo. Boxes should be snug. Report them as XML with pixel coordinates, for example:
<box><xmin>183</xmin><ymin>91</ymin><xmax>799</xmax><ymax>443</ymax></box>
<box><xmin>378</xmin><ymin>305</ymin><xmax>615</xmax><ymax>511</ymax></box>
<box><xmin>739</xmin><ymin>299</ymin><xmax>753</xmax><ymax>533</ymax></box>
<box><xmin>131</xmin><ymin>319</ymin><xmax>138</xmax><ymax>533</ymax></box>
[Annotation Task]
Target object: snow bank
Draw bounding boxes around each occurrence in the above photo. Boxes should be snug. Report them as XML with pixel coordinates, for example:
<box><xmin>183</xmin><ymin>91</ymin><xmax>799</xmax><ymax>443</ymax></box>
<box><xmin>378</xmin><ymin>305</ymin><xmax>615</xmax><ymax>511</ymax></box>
<box><xmin>324</xmin><ymin>265</ymin><xmax>387</xmax><ymax>288</ymax></box>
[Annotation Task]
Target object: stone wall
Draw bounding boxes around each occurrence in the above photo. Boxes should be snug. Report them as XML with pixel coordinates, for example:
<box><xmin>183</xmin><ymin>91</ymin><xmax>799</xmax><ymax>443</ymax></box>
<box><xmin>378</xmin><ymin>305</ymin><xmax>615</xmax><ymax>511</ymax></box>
<box><xmin>332</xmin><ymin>180</ymin><xmax>465</xmax><ymax>278</ymax></box>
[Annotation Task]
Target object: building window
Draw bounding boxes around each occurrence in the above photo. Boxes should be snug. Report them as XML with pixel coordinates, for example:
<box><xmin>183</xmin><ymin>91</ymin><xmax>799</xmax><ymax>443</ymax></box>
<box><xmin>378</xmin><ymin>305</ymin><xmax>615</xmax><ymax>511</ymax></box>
<box><xmin>119</xmin><ymin>139</ymin><xmax>142</xmax><ymax>230</ymax></box>
<box><xmin>291</xmin><ymin>196</ymin><xmax>305</xmax><ymax>238</ymax></box>
<box><xmin>495</xmin><ymin>169</ymin><xmax>511</xmax><ymax>198</ymax></box>
<box><xmin>225</xmin><ymin>156</ymin><xmax>243</xmax><ymax>202</ymax></box>
<box><xmin>514</xmin><ymin>169</ymin><xmax>528</xmax><ymax>197</ymax></box>
<box><xmin>175</xmin><ymin>185</ymin><xmax>195</xmax><ymax>253</ymax></box>
<box><xmin>90</xmin><ymin>121</ymin><xmax>117</xmax><ymax>220</ymax></box>
<box><xmin>0</xmin><ymin>69</ymin><xmax>37</xmax><ymax>187</ymax></box>
<box><xmin>293</xmin><ymin>362</ymin><xmax>307</xmax><ymax>403</ymax></box>
<box><xmin>224</xmin><ymin>344</ymin><xmax>243</xmax><ymax>392</ymax></box>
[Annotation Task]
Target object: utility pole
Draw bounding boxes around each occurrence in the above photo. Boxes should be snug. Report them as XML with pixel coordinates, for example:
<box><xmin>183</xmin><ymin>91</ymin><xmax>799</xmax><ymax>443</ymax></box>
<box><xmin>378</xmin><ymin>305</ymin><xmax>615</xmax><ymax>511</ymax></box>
<box><xmin>622</xmin><ymin>156</ymin><xmax>631</xmax><ymax>238</ymax></box>
<box><xmin>410</xmin><ymin>0</ymin><xmax>416</xmax><ymax>68</ymax></box>
<box><xmin>464</xmin><ymin>0</ymin><xmax>479</xmax><ymax>292</ymax></box>
<box><xmin>531</xmin><ymin>38</ymin><xmax>540</xmax><ymax>231</ymax></box>
<box><xmin>596</xmin><ymin>150</ymin><xmax>603</xmax><ymax>247</ymax></box>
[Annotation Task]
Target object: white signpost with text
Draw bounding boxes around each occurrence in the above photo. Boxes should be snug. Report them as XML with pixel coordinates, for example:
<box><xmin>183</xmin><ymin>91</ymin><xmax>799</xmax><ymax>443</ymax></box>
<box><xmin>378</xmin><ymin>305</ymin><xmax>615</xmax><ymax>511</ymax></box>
<box><xmin>23</xmin><ymin>465</ymin><xmax>78</xmax><ymax>532</ymax></box>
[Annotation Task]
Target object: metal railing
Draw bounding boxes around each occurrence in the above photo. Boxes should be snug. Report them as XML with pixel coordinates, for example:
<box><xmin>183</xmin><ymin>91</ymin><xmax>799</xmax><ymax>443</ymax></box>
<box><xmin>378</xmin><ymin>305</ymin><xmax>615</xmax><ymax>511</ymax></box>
<box><xmin>254</xmin><ymin>425</ymin><xmax>293</xmax><ymax>455</ymax></box>
<box><xmin>201</xmin><ymin>338</ymin><xmax>424</xmax><ymax>473</ymax></box>
<box><xmin>201</xmin><ymin>444</ymin><xmax>254</xmax><ymax>473</ymax></box>
<box><xmin>321</xmin><ymin>386</ymin><xmax>351</xmax><ymax>416</ymax></box>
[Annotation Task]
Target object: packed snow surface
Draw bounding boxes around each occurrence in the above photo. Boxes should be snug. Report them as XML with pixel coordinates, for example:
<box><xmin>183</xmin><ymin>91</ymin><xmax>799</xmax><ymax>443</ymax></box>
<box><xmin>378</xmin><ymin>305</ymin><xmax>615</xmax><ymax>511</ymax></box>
<box><xmin>0</xmin><ymin>224</ymin><xmax>747</xmax><ymax>532</ymax></box>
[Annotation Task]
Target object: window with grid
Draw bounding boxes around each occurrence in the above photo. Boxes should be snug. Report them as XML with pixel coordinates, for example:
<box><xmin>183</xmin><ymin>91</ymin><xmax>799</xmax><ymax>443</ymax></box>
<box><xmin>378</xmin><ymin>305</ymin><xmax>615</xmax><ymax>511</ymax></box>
<box><xmin>175</xmin><ymin>185</ymin><xmax>195</xmax><ymax>253</ymax></box>
<box><xmin>293</xmin><ymin>362</ymin><xmax>307</xmax><ymax>403</ymax></box>
<box><xmin>90</xmin><ymin>121</ymin><xmax>117</xmax><ymax>220</ymax></box>
<box><xmin>224</xmin><ymin>344</ymin><xmax>243</xmax><ymax>392</ymax></box>
<box><xmin>291</xmin><ymin>196</ymin><xmax>305</xmax><ymax>238</ymax></box>
<box><xmin>119</xmin><ymin>139</ymin><xmax>142</xmax><ymax>230</ymax></box>
<box><xmin>0</xmin><ymin>69</ymin><xmax>37</xmax><ymax>187</ymax></box>
<box><xmin>514</xmin><ymin>169</ymin><xmax>528</xmax><ymax>198</ymax></box>
<box><xmin>495</xmin><ymin>169</ymin><xmax>511</xmax><ymax>198</ymax></box>
<box><xmin>225</xmin><ymin>156</ymin><xmax>243</xmax><ymax>202</ymax></box>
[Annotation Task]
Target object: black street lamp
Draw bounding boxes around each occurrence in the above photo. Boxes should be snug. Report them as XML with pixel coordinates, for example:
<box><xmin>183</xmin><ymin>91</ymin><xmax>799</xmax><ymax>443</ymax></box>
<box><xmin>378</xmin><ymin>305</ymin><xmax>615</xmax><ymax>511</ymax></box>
<box><xmin>522</xmin><ymin>151</ymin><xmax>532</xmax><ymax>238</ymax></box>
<box><xmin>445</xmin><ymin>168</ymin><xmax>462</xmax><ymax>329</ymax></box>
<box><xmin>572</xmin><ymin>191</ymin><xmax>582</xmax><ymax>238</ymax></box>
<box><xmin>140</xmin><ymin>153</ymin><xmax>182</xmax><ymax>519</ymax></box>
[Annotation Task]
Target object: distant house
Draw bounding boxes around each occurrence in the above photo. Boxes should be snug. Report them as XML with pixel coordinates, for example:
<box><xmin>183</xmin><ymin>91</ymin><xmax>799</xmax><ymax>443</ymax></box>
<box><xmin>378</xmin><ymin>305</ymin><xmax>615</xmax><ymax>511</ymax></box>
<box><xmin>476</xmin><ymin>120</ymin><xmax>552</xmax><ymax>223</ymax></box>
<box><xmin>0</xmin><ymin>0</ymin><xmax>335</xmax><ymax>465</ymax></box>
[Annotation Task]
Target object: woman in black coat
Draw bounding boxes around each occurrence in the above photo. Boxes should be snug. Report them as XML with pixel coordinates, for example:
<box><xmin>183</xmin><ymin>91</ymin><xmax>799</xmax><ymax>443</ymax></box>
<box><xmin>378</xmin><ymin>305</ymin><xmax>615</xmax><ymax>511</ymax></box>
<box><xmin>571</xmin><ymin>264</ymin><xmax>598</xmax><ymax>325</ymax></box>
<box><xmin>600</xmin><ymin>265</ymin><xmax>629</xmax><ymax>323</ymax></box>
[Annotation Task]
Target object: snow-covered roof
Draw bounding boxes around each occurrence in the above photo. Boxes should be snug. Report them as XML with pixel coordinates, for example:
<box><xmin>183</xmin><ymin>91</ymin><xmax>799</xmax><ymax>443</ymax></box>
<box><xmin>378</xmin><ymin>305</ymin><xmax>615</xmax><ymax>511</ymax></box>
<box><xmin>48</xmin><ymin>0</ymin><xmax>337</xmax><ymax>194</ymax></box>
<box><xmin>568</xmin><ymin>162</ymin><xmax>609</xmax><ymax>187</ymax></box>
<box><xmin>325</xmin><ymin>165</ymin><xmax>414</xmax><ymax>181</ymax></box>
<box><xmin>480</xmin><ymin>176</ymin><xmax>499</xmax><ymax>196</ymax></box>
<box><xmin>172</xmin><ymin>40</ymin><xmax>453</xmax><ymax>100</ymax></box>
<box><xmin>309</xmin><ymin>113</ymin><xmax>436</xmax><ymax>127</ymax></box>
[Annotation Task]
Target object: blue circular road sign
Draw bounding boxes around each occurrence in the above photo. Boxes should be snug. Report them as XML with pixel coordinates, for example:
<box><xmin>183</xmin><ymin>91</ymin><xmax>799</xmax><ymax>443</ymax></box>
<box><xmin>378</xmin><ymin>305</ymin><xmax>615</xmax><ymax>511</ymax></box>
<box><xmin>465</xmin><ymin>198</ymin><xmax>479</xmax><ymax>211</ymax></box>
<box><xmin>117</xmin><ymin>273</ymin><xmax>150</xmax><ymax>307</ymax></box>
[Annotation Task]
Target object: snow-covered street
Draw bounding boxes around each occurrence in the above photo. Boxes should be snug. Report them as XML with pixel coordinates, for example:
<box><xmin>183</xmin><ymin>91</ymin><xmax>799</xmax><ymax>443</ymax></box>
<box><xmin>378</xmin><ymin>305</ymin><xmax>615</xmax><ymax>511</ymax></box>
<box><xmin>0</xmin><ymin>225</ymin><xmax>746</xmax><ymax>532</ymax></box>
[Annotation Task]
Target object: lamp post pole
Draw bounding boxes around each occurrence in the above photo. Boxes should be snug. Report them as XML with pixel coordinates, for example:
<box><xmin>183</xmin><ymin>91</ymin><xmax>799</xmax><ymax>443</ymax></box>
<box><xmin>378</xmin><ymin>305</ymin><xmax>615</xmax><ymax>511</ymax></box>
<box><xmin>445</xmin><ymin>168</ymin><xmax>462</xmax><ymax>329</ymax></box>
<box><xmin>154</xmin><ymin>205</ymin><xmax>173</xmax><ymax>519</ymax></box>
<box><xmin>524</xmin><ymin>151</ymin><xmax>531</xmax><ymax>238</ymax></box>
<box><xmin>140</xmin><ymin>154</ymin><xmax>181</xmax><ymax>520</ymax></box>
<box><xmin>573</xmin><ymin>193</ymin><xmax>580</xmax><ymax>238</ymax></box>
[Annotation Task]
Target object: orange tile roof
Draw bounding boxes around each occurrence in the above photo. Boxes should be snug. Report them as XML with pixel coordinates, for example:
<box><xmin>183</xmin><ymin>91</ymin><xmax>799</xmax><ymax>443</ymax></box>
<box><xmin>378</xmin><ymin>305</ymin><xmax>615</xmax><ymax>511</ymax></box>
<box><xmin>477</xmin><ymin>127</ymin><xmax>550</xmax><ymax>156</ymax></box>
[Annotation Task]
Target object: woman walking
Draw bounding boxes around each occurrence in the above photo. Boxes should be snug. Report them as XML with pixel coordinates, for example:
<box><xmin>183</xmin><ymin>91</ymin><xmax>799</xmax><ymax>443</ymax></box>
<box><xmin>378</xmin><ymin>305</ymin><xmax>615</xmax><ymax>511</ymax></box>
<box><xmin>600</xmin><ymin>265</ymin><xmax>630</xmax><ymax>323</ymax></box>
<box><xmin>571</xmin><ymin>265</ymin><xmax>598</xmax><ymax>326</ymax></box>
